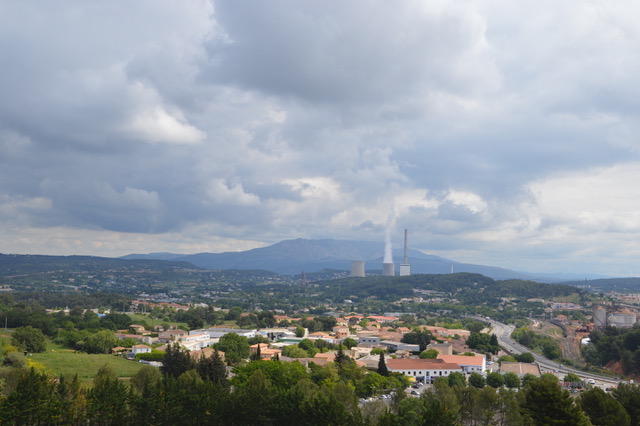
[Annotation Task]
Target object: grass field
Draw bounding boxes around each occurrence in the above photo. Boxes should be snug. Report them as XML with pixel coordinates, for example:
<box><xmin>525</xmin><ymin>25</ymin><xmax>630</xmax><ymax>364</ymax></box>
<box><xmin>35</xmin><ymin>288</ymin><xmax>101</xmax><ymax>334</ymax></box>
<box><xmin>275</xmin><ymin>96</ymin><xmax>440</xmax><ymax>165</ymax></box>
<box><xmin>28</xmin><ymin>343</ymin><xmax>145</xmax><ymax>385</ymax></box>
<box><xmin>1</xmin><ymin>333</ymin><xmax>146</xmax><ymax>386</ymax></box>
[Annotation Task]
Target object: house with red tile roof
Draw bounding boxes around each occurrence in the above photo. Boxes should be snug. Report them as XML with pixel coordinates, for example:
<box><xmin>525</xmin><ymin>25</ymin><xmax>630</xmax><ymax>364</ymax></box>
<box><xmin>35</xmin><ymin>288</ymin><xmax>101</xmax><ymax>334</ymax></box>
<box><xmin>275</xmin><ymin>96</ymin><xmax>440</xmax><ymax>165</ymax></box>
<box><xmin>386</xmin><ymin>358</ymin><xmax>462</xmax><ymax>381</ymax></box>
<box><xmin>437</xmin><ymin>353</ymin><xmax>486</xmax><ymax>374</ymax></box>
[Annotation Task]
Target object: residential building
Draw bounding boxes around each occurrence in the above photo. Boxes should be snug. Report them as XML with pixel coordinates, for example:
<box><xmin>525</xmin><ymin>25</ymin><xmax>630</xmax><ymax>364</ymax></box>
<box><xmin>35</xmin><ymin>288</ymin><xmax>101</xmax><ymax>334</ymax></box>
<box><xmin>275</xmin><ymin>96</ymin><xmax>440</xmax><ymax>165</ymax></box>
<box><xmin>380</xmin><ymin>340</ymin><xmax>419</xmax><ymax>352</ymax></box>
<box><xmin>191</xmin><ymin>328</ymin><xmax>257</xmax><ymax>339</ymax></box>
<box><xmin>437</xmin><ymin>354</ymin><xmax>486</xmax><ymax>374</ymax></box>
<box><xmin>386</xmin><ymin>358</ymin><xmax>462</xmax><ymax>382</ymax></box>
<box><xmin>131</xmin><ymin>344</ymin><xmax>152</xmax><ymax>356</ymax></box>
<box><xmin>249</xmin><ymin>343</ymin><xmax>282</xmax><ymax>360</ymax></box>
<box><xmin>158</xmin><ymin>329</ymin><xmax>188</xmax><ymax>342</ymax></box>
<box><xmin>358</xmin><ymin>335</ymin><xmax>381</xmax><ymax>346</ymax></box>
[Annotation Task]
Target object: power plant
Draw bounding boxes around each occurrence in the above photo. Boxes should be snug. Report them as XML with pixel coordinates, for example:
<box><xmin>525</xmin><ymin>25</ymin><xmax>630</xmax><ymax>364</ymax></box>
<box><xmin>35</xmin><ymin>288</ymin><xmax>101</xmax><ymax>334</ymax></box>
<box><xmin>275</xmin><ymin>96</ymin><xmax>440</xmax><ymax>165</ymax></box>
<box><xmin>350</xmin><ymin>260</ymin><xmax>365</xmax><ymax>277</ymax></box>
<box><xmin>399</xmin><ymin>228</ymin><xmax>411</xmax><ymax>276</ymax></box>
<box><xmin>350</xmin><ymin>229</ymin><xmax>411</xmax><ymax>277</ymax></box>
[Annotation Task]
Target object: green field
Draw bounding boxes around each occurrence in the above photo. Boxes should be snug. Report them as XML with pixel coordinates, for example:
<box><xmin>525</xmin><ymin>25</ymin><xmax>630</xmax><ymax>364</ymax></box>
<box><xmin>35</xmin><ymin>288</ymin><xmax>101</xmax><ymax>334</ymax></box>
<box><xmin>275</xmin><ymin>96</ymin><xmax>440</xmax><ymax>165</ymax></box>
<box><xmin>1</xmin><ymin>334</ymin><xmax>146</xmax><ymax>386</ymax></box>
<box><xmin>29</xmin><ymin>344</ymin><xmax>146</xmax><ymax>385</ymax></box>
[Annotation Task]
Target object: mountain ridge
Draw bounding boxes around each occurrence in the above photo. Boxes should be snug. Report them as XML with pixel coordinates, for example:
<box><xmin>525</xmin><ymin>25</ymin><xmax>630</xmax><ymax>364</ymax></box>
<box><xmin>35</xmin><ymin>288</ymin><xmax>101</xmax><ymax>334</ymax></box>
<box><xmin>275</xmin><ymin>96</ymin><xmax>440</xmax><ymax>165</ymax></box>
<box><xmin>120</xmin><ymin>238</ymin><xmax>608</xmax><ymax>282</ymax></box>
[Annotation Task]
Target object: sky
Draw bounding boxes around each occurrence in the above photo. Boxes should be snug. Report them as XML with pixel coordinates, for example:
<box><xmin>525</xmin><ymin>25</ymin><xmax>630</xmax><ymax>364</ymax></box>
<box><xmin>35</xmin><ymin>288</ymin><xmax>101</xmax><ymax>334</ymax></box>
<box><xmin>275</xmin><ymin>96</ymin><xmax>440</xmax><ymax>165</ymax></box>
<box><xmin>2</xmin><ymin>1</ymin><xmax>640</xmax><ymax>276</ymax></box>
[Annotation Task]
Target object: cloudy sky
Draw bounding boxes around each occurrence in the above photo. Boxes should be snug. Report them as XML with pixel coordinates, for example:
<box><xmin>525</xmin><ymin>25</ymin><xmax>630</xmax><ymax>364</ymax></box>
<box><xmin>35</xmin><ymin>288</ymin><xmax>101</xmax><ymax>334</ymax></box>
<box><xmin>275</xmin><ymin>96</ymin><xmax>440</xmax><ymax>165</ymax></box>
<box><xmin>2</xmin><ymin>1</ymin><xmax>640</xmax><ymax>276</ymax></box>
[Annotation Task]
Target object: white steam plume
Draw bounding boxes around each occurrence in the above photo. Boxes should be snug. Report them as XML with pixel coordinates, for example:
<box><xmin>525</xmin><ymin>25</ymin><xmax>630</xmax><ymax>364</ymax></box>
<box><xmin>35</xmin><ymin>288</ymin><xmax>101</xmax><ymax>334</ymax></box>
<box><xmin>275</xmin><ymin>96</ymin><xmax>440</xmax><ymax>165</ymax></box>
<box><xmin>384</xmin><ymin>206</ymin><xmax>397</xmax><ymax>263</ymax></box>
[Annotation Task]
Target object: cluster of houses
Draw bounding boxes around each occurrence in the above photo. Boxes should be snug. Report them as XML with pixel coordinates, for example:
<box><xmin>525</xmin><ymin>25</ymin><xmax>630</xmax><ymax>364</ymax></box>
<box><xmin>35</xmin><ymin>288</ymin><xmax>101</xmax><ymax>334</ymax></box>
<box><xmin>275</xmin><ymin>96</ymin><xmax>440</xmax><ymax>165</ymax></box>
<box><xmin>113</xmin><ymin>314</ymin><xmax>542</xmax><ymax>382</ymax></box>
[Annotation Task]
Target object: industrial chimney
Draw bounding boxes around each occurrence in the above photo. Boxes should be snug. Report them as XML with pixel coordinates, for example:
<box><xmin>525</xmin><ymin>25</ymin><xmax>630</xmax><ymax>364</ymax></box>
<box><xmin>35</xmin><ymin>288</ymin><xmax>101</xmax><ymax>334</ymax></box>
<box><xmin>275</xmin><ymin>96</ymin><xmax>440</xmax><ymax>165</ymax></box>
<box><xmin>350</xmin><ymin>261</ymin><xmax>365</xmax><ymax>277</ymax></box>
<box><xmin>399</xmin><ymin>229</ymin><xmax>411</xmax><ymax>276</ymax></box>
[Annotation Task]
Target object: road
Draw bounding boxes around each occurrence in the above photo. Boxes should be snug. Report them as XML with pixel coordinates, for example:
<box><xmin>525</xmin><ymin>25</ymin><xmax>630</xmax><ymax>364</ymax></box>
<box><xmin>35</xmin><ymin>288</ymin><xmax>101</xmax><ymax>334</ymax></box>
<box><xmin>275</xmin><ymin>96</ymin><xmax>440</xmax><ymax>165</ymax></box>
<box><xmin>468</xmin><ymin>316</ymin><xmax>621</xmax><ymax>388</ymax></box>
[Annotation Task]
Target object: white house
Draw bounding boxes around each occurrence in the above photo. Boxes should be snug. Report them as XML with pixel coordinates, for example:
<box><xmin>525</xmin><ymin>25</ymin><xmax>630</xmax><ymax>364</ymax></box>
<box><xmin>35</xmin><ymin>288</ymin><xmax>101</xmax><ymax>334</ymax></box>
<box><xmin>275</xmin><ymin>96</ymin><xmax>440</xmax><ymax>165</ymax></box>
<box><xmin>386</xmin><ymin>358</ymin><xmax>462</xmax><ymax>382</ymax></box>
<box><xmin>131</xmin><ymin>344</ymin><xmax>152</xmax><ymax>356</ymax></box>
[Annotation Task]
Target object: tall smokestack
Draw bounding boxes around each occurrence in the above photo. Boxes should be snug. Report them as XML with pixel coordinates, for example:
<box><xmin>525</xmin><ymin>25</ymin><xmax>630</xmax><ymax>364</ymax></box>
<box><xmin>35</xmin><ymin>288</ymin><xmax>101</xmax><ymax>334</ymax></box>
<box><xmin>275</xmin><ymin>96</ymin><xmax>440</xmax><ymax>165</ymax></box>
<box><xmin>400</xmin><ymin>229</ymin><xmax>411</xmax><ymax>276</ymax></box>
<box><xmin>403</xmin><ymin>229</ymin><xmax>408</xmax><ymax>264</ymax></box>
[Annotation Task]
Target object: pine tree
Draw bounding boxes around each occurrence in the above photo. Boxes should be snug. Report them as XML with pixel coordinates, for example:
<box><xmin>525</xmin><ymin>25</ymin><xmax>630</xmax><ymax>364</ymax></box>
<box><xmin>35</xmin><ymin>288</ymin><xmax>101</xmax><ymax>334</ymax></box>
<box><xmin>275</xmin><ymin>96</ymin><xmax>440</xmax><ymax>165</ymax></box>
<box><xmin>86</xmin><ymin>366</ymin><xmax>132</xmax><ymax>425</ymax></box>
<box><xmin>377</xmin><ymin>352</ymin><xmax>389</xmax><ymax>377</ymax></box>
<box><xmin>161</xmin><ymin>342</ymin><xmax>195</xmax><ymax>378</ymax></box>
<box><xmin>521</xmin><ymin>378</ymin><xmax>591</xmax><ymax>425</ymax></box>
<box><xmin>0</xmin><ymin>368</ymin><xmax>57</xmax><ymax>424</ymax></box>
<box><xmin>197</xmin><ymin>349</ymin><xmax>228</xmax><ymax>387</ymax></box>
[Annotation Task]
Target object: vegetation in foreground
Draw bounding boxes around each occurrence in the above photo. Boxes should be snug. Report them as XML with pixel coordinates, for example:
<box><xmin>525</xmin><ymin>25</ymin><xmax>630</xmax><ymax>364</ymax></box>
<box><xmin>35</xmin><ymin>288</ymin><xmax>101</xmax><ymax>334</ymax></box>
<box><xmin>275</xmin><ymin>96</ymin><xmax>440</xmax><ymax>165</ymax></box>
<box><xmin>0</xmin><ymin>350</ymin><xmax>637</xmax><ymax>425</ymax></box>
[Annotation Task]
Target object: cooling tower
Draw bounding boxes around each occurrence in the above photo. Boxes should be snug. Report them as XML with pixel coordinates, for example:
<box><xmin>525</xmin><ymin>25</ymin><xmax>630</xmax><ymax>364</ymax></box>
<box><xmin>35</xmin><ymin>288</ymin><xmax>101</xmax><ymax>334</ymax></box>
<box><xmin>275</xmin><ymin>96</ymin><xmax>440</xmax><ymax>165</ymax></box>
<box><xmin>383</xmin><ymin>262</ymin><xmax>395</xmax><ymax>276</ymax></box>
<box><xmin>350</xmin><ymin>261</ymin><xmax>365</xmax><ymax>277</ymax></box>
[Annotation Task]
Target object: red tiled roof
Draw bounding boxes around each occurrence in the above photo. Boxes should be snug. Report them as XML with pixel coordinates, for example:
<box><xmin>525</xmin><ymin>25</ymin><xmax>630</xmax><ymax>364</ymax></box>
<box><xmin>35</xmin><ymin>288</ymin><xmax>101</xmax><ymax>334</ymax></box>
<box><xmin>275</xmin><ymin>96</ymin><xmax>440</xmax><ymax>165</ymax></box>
<box><xmin>437</xmin><ymin>354</ymin><xmax>485</xmax><ymax>366</ymax></box>
<box><xmin>387</xmin><ymin>358</ymin><xmax>461</xmax><ymax>370</ymax></box>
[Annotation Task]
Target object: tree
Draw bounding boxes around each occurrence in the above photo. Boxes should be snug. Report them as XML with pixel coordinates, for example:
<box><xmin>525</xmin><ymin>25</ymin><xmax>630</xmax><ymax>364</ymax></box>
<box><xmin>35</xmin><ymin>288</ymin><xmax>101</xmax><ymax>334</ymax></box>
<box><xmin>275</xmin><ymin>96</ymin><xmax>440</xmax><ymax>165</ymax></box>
<box><xmin>82</xmin><ymin>329</ymin><xmax>116</xmax><ymax>354</ymax></box>
<box><xmin>542</xmin><ymin>341</ymin><xmax>562</xmax><ymax>359</ymax></box>
<box><xmin>86</xmin><ymin>365</ymin><xmax>132</xmax><ymax>424</ymax></box>
<box><xmin>161</xmin><ymin>342</ymin><xmax>195</xmax><ymax>378</ymax></box>
<box><xmin>342</xmin><ymin>337</ymin><xmax>358</xmax><ymax>349</ymax></box>
<box><xmin>469</xmin><ymin>372</ymin><xmax>485</xmax><ymax>388</ymax></box>
<box><xmin>611</xmin><ymin>383</ymin><xmax>640</xmax><ymax>426</ymax></box>
<box><xmin>132</xmin><ymin>365</ymin><xmax>161</xmax><ymax>395</ymax></box>
<box><xmin>521</xmin><ymin>373</ymin><xmax>538</xmax><ymax>388</ymax></box>
<box><xmin>578</xmin><ymin>387</ymin><xmax>630</xmax><ymax>426</ymax></box>
<box><xmin>401</xmin><ymin>331</ymin><xmax>432</xmax><ymax>352</ymax></box>
<box><xmin>11</xmin><ymin>326</ymin><xmax>46</xmax><ymax>353</ymax></box>
<box><xmin>521</xmin><ymin>378</ymin><xmax>590</xmax><ymax>425</ymax></box>
<box><xmin>503</xmin><ymin>372</ymin><xmax>520</xmax><ymax>389</ymax></box>
<box><xmin>447</xmin><ymin>371</ymin><xmax>466</xmax><ymax>387</ymax></box>
<box><xmin>188</xmin><ymin>317</ymin><xmax>204</xmax><ymax>330</ymax></box>
<box><xmin>564</xmin><ymin>372</ymin><xmax>581</xmax><ymax>383</ymax></box>
<box><xmin>281</xmin><ymin>345</ymin><xmax>308</xmax><ymax>358</ymax></box>
<box><xmin>377</xmin><ymin>352</ymin><xmax>389</xmax><ymax>377</ymax></box>
<box><xmin>216</xmin><ymin>333</ymin><xmax>250</xmax><ymax>364</ymax></box>
<box><xmin>421</xmin><ymin>380</ymin><xmax>460</xmax><ymax>425</ymax></box>
<box><xmin>298</xmin><ymin>339</ymin><xmax>318</xmax><ymax>357</ymax></box>
<box><xmin>486</xmin><ymin>371</ymin><xmax>505</xmax><ymax>388</ymax></box>
<box><xmin>197</xmin><ymin>349</ymin><xmax>228</xmax><ymax>386</ymax></box>
<box><xmin>419</xmin><ymin>349</ymin><xmax>439</xmax><ymax>359</ymax></box>
<box><xmin>515</xmin><ymin>352</ymin><xmax>535</xmax><ymax>363</ymax></box>
<box><xmin>498</xmin><ymin>355</ymin><xmax>516</xmax><ymax>364</ymax></box>
<box><xmin>0</xmin><ymin>368</ymin><xmax>57</xmax><ymax>424</ymax></box>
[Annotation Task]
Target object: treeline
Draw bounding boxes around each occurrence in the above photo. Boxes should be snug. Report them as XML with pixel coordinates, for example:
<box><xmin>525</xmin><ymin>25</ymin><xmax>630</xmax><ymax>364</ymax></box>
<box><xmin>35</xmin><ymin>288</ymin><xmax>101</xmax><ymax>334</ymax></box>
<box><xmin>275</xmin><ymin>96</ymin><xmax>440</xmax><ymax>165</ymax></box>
<box><xmin>562</xmin><ymin>277</ymin><xmax>640</xmax><ymax>292</ymax></box>
<box><xmin>0</xmin><ymin>253</ymin><xmax>195</xmax><ymax>276</ymax></box>
<box><xmin>584</xmin><ymin>325</ymin><xmax>640</xmax><ymax>375</ymax></box>
<box><xmin>1</xmin><ymin>292</ymin><xmax>130</xmax><ymax>311</ymax></box>
<box><xmin>2</xmin><ymin>355</ymin><xmax>638</xmax><ymax>425</ymax></box>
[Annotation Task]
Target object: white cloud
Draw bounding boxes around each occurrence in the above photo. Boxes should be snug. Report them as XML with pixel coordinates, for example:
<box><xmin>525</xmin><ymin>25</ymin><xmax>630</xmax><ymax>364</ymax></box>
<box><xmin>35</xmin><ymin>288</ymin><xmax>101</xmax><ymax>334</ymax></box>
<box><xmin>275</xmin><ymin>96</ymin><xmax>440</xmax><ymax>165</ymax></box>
<box><xmin>206</xmin><ymin>179</ymin><xmax>261</xmax><ymax>207</ymax></box>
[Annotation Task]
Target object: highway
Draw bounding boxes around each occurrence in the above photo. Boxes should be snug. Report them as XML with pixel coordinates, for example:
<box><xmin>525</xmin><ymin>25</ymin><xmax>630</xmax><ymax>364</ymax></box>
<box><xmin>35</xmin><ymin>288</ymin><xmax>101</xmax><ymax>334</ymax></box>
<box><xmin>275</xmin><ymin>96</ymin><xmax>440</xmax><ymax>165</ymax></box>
<box><xmin>468</xmin><ymin>316</ymin><xmax>622</xmax><ymax>389</ymax></box>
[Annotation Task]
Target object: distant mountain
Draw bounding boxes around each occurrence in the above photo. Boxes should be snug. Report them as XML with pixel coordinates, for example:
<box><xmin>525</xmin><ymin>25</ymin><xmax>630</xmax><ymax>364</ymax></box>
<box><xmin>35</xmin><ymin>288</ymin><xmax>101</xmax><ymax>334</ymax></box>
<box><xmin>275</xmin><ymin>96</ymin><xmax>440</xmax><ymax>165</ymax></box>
<box><xmin>121</xmin><ymin>238</ymin><xmax>589</xmax><ymax>282</ymax></box>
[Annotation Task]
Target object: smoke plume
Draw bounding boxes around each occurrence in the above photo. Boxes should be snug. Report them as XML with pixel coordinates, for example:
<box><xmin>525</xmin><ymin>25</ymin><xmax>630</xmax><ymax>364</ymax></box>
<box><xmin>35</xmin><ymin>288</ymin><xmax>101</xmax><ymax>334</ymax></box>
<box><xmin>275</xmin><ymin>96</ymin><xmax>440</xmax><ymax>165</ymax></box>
<box><xmin>384</xmin><ymin>207</ymin><xmax>397</xmax><ymax>263</ymax></box>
